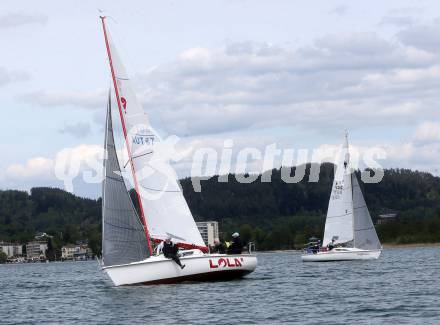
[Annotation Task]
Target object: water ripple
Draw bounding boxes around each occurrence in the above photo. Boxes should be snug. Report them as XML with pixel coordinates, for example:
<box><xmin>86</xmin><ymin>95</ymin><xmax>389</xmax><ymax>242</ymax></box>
<box><xmin>0</xmin><ymin>247</ymin><xmax>439</xmax><ymax>324</ymax></box>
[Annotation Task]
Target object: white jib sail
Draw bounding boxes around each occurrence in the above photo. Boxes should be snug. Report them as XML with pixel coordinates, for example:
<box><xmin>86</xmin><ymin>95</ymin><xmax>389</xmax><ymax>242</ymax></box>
<box><xmin>106</xmin><ymin>26</ymin><xmax>206</xmax><ymax>248</ymax></box>
<box><xmin>323</xmin><ymin>133</ymin><xmax>354</xmax><ymax>247</ymax></box>
<box><xmin>352</xmin><ymin>174</ymin><xmax>381</xmax><ymax>250</ymax></box>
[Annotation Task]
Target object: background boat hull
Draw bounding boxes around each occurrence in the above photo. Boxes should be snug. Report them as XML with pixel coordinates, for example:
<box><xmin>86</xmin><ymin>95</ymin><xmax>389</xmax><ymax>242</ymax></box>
<box><xmin>103</xmin><ymin>253</ymin><xmax>257</xmax><ymax>286</ymax></box>
<box><xmin>301</xmin><ymin>249</ymin><xmax>381</xmax><ymax>262</ymax></box>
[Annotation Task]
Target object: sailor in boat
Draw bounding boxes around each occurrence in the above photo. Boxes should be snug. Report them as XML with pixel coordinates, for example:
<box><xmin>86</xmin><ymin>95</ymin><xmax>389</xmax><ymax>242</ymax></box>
<box><xmin>227</xmin><ymin>232</ymin><xmax>244</xmax><ymax>255</ymax></box>
<box><xmin>327</xmin><ymin>238</ymin><xmax>336</xmax><ymax>251</ymax></box>
<box><xmin>212</xmin><ymin>240</ymin><xmax>226</xmax><ymax>254</ymax></box>
<box><xmin>304</xmin><ymin>237</ymin><xmax>320</xmax><ymax>254</ymax></box>
<box><xmin>315</xmin><ymin>239</ymin><xmax>321</xmax><ymax>253</ymax></box>
<box><xmin>162</xmin><ymin>236</ymin><xmax>186</xmax><ymax>269</ymax></box>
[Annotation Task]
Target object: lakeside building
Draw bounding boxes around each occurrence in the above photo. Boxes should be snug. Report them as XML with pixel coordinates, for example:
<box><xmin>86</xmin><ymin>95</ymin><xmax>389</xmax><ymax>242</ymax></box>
<box><xmin>196</xmin><ymin>221</ymin><xmax>219</xmax><ymax>247</ymax></box>
<box><xmin>61</xmin><ymin>243</ymin><xmax>92</xmax><ymax>261</ymax></box>
<box><xmin>61</xmin><ymin>244</ymin><xmax>76</xmax><ymax>260</ymax></box>
<box><xmin>26</xmin><ymin>241</ymin><xmax>48</xmax><ymax>260</ymax></box>
<box><xmin>0</xmin><ymin>242</ymin><xmax>23</xmax><ymax>257</ymax></box>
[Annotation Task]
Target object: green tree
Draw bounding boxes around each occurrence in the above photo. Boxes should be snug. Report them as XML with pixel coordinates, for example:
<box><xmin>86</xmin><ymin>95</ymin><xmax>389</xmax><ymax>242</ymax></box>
<box><xmin>0</xmin><ymin>251</ymin><xmax>7</xmax><ymax>264</ymax></box>
<box><xmin>1</xmin><ymin>166</ymin><xmax>440</xmax><ymax>252</ymax></box>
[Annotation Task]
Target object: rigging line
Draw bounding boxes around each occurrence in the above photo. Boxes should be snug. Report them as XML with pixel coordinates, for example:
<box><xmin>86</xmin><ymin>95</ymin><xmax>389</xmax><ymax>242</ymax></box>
<box><xmin>140</xmin><ymin>185</ymin><xmax>181</xmax><ymax>193</ymax></box>
<box><xmin>123</xmin><ymin>151</ymin><xmax>153</xmax><ymax>168</ymax></box>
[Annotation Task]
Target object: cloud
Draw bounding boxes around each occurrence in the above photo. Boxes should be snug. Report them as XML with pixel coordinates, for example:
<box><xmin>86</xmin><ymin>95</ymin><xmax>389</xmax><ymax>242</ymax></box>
<box><xmin>0</xmin><ymin>144</ymin><xmax>103</xmax><ymax>194</ymax></box>
<box><xmin>367</xmin><ymin>121</ymin><xmax>440</xmax><ymax>175</ymax></box>
<box><xmin>20</xmin><ymin>89</ymin><xmax>106</xmax><ymax>109</ymax></box>
<box><xmin>385</xmin><ymin>141</ymin><xmax>440</xmax><ymax>175</ymax></box>
<box><xmin>59</xmin><ymin>121</ymin><xmax>92</xmax><ymax>138</ymax></box>
<box><xmin>9</xmin><ymin>18</ymin><xmax>440</xmax><ymax>185</ymax></box>
<box><xmin>22</xmin><ymin>23</ymin><xmax>440</xmax><ymax>139</ymax></box>
<box><xmin>397</xmin><ymin>19</ymin><xmax>440</xmax><ymax>53</ymax></box>
<box><xmin>132</xmin><ymin>30</ymin><xmax>440</xmax><ymax>137</ymax></box>
<box><xmin>2</xmin><ymin>120</ymin><xmax>439</xmax><ymax>198</ymax></box>
<box><xmin>413</xmin><ymin>121</ymin><xmax>440</xmax><ymax>144</ymax></box>
<box><xmin>0</xmin><ymin>12</ymin><xmax>47</xmax><ymax>29</ymax></box>
<box><xmin>5</xmin><ymin>157</ymin><xmax>54</xmax><ymax>181</ymax></box>
<box><xmin>0</xmin><ymin>67</ymin><xmax>29</xmax><ymax>87</ymax></box>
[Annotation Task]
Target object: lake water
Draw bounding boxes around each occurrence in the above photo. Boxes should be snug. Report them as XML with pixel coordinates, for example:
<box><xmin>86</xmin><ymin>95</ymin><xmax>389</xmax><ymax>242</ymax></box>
<box><xmin>1</xmin><ymin>247</ymin><xmax>439</xmax><ymax>324</ymax></box>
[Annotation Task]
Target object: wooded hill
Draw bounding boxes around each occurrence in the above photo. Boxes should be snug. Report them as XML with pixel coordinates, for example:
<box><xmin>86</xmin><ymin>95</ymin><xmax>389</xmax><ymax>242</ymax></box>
<box><xmin>1</xmin><ymin>163</ymin><xmax>439</xmax><ymax>253</ymax></box>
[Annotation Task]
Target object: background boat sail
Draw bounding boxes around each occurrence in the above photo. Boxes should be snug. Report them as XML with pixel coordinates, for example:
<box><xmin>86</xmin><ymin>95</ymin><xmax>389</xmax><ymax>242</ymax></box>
<box><xmin>99</xmin><ymin>16</ymin><xmax>257</xmax><ymax>285</ymax></box>
<box><xmin>302</xmin><ymin>132</ymin><xmax>382</xmax><ymax>262</ymax></box>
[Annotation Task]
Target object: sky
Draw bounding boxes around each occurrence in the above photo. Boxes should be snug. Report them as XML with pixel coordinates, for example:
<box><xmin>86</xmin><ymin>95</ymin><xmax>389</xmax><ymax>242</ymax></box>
<box><xmin>1</xmin><ymin>0</ymin><xmax>440</xmax><ymax>198</ymax></box>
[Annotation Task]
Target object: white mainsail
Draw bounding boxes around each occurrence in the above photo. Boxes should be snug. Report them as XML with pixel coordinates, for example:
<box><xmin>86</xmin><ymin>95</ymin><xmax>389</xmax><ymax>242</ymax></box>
<box><xmin>323</xmin><ymin>134</ymin><xmax>354</xmax><ymax>247</ymax></box>
<box><xmin>322</xmin><ymin>133</ymin><xmax>381</xmax><ymax>250</ymax></box>
<box><xmin>103</xmin><ymin>23</ymin><xmax>206</xmax><ymax>249</ymax></box>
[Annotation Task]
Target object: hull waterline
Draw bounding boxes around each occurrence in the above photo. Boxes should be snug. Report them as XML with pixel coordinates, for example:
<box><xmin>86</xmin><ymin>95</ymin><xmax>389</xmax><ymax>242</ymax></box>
<box><xmin>103</xmin><ymin>253</ymin><xmax>257</xmax><ymax>286</ymax></box>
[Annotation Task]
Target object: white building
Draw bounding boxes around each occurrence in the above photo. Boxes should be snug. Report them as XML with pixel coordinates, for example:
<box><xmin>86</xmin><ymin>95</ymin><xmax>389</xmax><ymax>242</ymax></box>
<box><xmin>26</xmin><ymin>241</ymin><xmax>48</xmax><ymax>260</ymax></box>
<box><xmin>61</xmin><ymin>244</ymin><xmax>76</xmax><ymax>260</ymax></box>
<box><xmin>61</xmin><ymin>244</ymin><xmax>90</xmax><ymax>261</ymax></box>
<box><xmin>196</xmin><ymin>221</ymin><xmax>219</xmax><ymax>247</ymax></box>
<box><xmin>0</xmin><ymin>242</ymin><xmax>23</xmax><ymax>257</ymax></box>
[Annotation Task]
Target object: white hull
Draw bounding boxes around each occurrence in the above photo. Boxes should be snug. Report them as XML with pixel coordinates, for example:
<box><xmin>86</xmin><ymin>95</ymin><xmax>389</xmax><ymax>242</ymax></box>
<box><xmin>301</xmin><ymin>247</ymin><xmax>381</xmax><ymax>262</ymax></box>
<box><xmin>103</xmin><ymin>251</ymin><xmax>257</xmax><ymax>286</ymax></box>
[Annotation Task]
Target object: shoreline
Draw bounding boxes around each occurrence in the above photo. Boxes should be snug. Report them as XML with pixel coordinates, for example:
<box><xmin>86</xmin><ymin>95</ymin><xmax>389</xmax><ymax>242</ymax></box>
<box><xmin>381</xmin><ymin>242</ymin><xmax>440</xmax><ymax>248</ymax></box>
<box><xmin>257</xmin><ymin>243</ymin><xmax>440</xmax><ymax>253</ymax></box>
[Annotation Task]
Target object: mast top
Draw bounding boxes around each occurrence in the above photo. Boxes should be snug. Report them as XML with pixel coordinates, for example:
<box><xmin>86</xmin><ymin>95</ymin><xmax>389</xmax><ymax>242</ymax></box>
<box><xmin>343</xmin><ymin>129</ymin><xmax>349</xmax><ymax>149</ymax></box>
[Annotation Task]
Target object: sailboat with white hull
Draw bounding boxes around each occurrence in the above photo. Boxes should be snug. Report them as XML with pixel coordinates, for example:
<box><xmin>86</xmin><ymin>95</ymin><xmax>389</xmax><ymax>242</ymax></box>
<box><xmin>99</xmin><ymin>17</ymin><xmax>257</xmax><ymax>285</ymax></box>
<box><xmin>302</xmin><ymin>133</ymin><xmax>382</xmax><ymax>262</ymax></box>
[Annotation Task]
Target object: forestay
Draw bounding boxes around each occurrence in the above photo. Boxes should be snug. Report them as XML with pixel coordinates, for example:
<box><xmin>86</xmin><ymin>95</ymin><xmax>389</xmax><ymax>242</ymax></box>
<box><xmin>323</xmin><ymin>134</ymin><xmax>354</xmax><ymax>247</ymax></box>
<box><xmin>352</xmin><ymin>174</ymin><xmax>381</xmax><ymax>250</ymax></box>
<box><xmin>105</xmin><ymin>27</ymin><xmax>206</xmax><ymax>249</ymax></box>
<box><xmin>102</xmin><ymin>99</ymin><xmax>150</xmax><ymax>267</ymax></box>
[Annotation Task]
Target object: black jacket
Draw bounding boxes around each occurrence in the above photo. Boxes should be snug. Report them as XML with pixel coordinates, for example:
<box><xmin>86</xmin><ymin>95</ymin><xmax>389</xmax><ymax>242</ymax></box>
<box><xmin>163</xmin><ymin>241</ymin><xmax>178</xmax><ymax>257</ymax></box>
<box><xmin>228</xmin><ymin>237</ymin><xmax>243</xmax><ymax>254</ymax></box>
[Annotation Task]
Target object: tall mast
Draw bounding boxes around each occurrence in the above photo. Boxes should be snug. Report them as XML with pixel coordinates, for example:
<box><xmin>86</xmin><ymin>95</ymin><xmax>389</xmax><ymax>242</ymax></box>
<box><xmin>100</xmin><ymin>16</ymin><xmax>153</xmax><ymax>255</ymax></box>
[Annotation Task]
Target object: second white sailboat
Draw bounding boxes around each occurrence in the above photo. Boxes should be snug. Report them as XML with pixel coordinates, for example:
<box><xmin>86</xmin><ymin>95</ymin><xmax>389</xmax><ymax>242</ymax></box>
<box><xmin>302</xmin><ymin>132</ymin><xmax>382</xmax><ymax>262</ymax></box>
